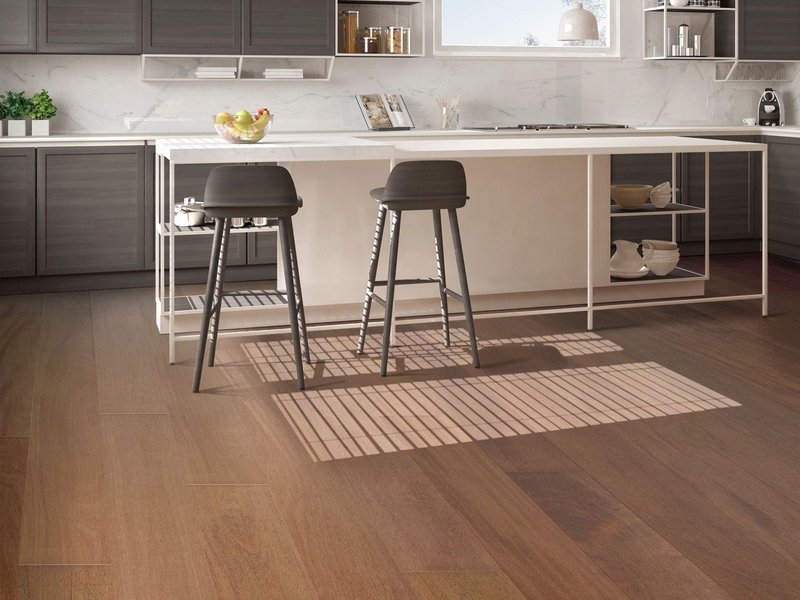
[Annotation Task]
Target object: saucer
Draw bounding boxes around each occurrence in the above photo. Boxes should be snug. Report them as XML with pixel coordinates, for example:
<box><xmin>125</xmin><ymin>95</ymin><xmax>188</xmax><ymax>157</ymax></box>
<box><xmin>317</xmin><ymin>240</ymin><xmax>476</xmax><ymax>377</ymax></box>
<box><xmin>611</xmin><ymin>266</ymin><xmax>650</xmax><ymax>279</ymax></box>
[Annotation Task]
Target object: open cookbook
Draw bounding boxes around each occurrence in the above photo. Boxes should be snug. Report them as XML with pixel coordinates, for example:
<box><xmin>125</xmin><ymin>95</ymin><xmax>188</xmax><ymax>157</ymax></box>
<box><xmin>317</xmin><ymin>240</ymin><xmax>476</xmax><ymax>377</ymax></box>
<box><xmin>356</xmin><ymin>93</ymin><xmax>415</xmax><ymax>130</ymax></box>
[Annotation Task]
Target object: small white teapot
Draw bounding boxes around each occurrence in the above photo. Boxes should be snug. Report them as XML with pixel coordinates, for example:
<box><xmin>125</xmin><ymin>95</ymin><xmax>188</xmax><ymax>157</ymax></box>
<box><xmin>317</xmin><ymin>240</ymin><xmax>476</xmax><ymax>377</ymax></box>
<box><xmin>610</xmin><ymin>240</ymin><xmax>653</xmax><ymax>274</ymax></box>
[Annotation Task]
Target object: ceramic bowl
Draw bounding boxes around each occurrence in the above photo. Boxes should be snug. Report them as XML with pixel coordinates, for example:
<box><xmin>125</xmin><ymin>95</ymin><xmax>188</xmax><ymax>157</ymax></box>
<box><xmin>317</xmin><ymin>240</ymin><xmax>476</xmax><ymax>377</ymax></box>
<box><xmin>611</xmin><ymin>184</ymin><xmax>653</xmax><ymax>210</ymax></box>
<box><xmin>642</xmin><ymin>239</ymin><xmax>678</xmax><ymax>252</ymax></box>
<box><xmin>645</xmin><ymin>256</ymin><xmax>680</xmax><ymax>276</ymax></box>
<box><xmin>650</xmin><ymin>182</ymin><xmax>672</xmax><ymax>208</ymax></box>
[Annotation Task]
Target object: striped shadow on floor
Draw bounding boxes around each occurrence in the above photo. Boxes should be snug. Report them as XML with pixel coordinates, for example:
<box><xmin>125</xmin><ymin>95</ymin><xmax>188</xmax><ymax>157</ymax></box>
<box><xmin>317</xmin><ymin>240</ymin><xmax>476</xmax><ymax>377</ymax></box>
<box><xmin>243</xmin><ymin>330</ymin><xmax>623</xmax><ymax>384</ymax></box>
<box><xmin>269</xmin><ymin>361</ymin><xmax>740</xmax><ymax>462</ymax></box>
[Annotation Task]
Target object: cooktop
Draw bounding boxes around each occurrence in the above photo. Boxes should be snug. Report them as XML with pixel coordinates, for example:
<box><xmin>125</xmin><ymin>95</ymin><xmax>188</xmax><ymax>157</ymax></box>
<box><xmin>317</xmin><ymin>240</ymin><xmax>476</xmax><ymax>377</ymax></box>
<box><xmin>467</xmin><ymin>123</ymin><xmax>630</xmax><ymax>131</ymax></box>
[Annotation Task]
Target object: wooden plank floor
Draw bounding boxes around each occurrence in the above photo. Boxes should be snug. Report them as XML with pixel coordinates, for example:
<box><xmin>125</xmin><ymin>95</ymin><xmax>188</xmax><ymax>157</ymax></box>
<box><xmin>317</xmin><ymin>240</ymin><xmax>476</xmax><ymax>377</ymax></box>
<box><xmin>2</xmin><ymin>253</ymin><xmax>800</xmax><ymax>598</ymax></box>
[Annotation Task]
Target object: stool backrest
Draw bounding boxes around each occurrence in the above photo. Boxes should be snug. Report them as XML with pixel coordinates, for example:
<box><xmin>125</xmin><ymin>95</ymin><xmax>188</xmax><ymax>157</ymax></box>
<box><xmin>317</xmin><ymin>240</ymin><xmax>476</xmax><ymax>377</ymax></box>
<box><xmin>204</xmin><ymin>165</ymin><xmax>299</xmax><ymax>209</ymax></box>
<box><xmin>382</xmin><ymin>161</ymin><xmax>467</xmax><ymax>204</ymax></box>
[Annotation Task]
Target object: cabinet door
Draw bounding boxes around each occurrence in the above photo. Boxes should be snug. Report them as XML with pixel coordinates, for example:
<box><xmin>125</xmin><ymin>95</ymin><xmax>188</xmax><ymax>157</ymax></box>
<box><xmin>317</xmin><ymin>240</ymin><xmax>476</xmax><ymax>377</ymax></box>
<box><xmin>0</xmin><ymin>149</ymin><xmax>36</xmax><ymax>278</ymax></box>
<box><xmin>37</xmin><ymin>146</ymin><xmax>145</xmax><ymax>275</ymax></box>
<box><xmin>610</xmin><ymin>153</ymin><xmax>674</xmax><ymax>243</ymax></box>
<box><xmin>0</xmin><ymin>0</ymin><xmax>36</xmax><ymax>52</ymax></box>
<box><xmin>144</xmin><ymin>0</ymin><xmax>241</xmax><ymax>54</ymax></box>
<box><xmin>739</xmin><ymin>0</ymin><xmax>800</xmax><ymax>60</ymax></box>
<box><xmin>247</xmin><ymin>230</ymin><xmax>277</xmax><ymax>264</ymax></box>
<box><xmin>681</xmin><ymin>136</ymin><xmax>760</xmax><ymax>242</ymax></box>
<box><xmin>243</xmin><ymin>0</ymin><xmax>334</xmax><ymax>55</ymax></box>
<box><xmin>37</xmin><ymin>0</ymin><xmax>142</xmax><ymax>54</ymax></box>
<box><xmin>767</xmin><ymin>138</ymin><xmax>800</xmax><ymax>260</ymax></box>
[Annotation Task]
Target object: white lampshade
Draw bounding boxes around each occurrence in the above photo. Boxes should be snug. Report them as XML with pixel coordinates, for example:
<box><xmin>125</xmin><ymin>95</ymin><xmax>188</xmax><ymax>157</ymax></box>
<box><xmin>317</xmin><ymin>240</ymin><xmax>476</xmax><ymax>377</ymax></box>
<box><xmin>558</xmin><ymin>2</ymin><xmax>599</xmax><ymax>41</ymax></box>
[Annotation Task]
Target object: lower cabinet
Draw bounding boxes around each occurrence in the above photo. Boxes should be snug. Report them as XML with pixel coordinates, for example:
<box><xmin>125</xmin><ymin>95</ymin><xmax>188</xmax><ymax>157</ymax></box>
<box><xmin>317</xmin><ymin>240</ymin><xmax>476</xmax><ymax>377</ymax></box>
<box><xmin>765</xmin><ymin>136</ymin><xmax>800</xmax><ymax>260</ymax></box>
<box><xmin>0</xmin><ymin>148</ymin><xmax>36</xmax><ymax>277</ymax></box>
<box><xmin>37</xmin><ymin>146</ymin><xmax>146</xmax><ymax>275</ymax></box>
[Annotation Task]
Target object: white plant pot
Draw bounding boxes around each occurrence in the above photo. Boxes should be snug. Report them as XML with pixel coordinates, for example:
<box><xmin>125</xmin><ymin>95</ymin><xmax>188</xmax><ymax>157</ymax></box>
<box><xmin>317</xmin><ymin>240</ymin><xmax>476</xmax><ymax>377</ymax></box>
<box><xmin>7</xmin><ymin>119</ymin><xmax>27</xmax><ymax>136</ymax></box>
<box><xmin>31</xmin><ymin>119</ymin><xmax>50</xmax><ymax>136</ymax></box>
<box><xmin>0</xmin><ymin>121</ymin><xmax>4</xmax><ymax>136</ymax></box>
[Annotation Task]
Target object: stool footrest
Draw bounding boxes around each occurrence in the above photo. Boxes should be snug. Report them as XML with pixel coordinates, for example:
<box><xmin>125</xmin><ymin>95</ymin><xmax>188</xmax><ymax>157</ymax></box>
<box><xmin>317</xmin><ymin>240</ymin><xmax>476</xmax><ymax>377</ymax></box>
<box><xmin>366</xmin><ymin>290</ymin><xmax>387</xmax><ymax>308</ymax></box>
<box><xmin>445</xmin><ymin>288</ymin><xmax>464</xmax><ymax>303</ymax></box>
<box><xmin>374</xmin><ymin>277</ymin><xmax>440</xmax><ymax>287</ymax></box>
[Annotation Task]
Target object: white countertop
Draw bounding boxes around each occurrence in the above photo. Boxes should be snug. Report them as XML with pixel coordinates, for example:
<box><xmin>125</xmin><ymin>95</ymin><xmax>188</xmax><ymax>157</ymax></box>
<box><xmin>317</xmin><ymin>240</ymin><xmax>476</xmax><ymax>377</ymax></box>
<box><xmin>2</xmin><ymin>124</ymin><xmax>799</xmax><ymax>148</ymax></box>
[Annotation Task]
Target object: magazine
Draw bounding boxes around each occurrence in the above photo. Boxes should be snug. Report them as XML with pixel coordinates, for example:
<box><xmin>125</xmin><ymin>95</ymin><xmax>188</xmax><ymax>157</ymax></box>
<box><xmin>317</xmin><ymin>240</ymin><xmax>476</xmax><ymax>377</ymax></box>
<box><xmin>356</xmin><ymin>93</ymin><xmax>414</xmax><ymax>130</ymax></box>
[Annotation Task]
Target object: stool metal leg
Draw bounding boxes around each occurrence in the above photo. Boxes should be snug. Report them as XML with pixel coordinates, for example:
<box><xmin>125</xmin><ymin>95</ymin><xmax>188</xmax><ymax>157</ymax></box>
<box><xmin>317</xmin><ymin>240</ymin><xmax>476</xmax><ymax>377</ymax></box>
<box><xmin>208</xmin><ymin>218</ymin><xmax>232</xmax><ymax>367</ymax></box>
<box><xmin>448</xmin><ymin>209</ymin><xmax>480</xmax><ymax>368</ymax></box>
<box><xmin>380</xmin><ymin>210</ymin><xmax>402</xmax><ymax>376</ymax></box>
<box><xmin>357</xmin><ymin>204</ymin><xmax>388</xmax><ymax>354</ymax></box>
<box><xmin>193</xmin><ymin>218</ymin><xmax>225</xmax><ymax>393</ymax></box>
<box><xmin>432</xmin><ymin>209</ymin><xmax>451</xmax><ymax>348</ymax></box>
<box><xmin>285</xmin><ymin>217</ymin><xmax>311</xmax><ymax>365</ymax></box>
<box><xmin>279</xmin><ymin>217</ymin><xmax>305</xmax><ymax>390</ymax></box>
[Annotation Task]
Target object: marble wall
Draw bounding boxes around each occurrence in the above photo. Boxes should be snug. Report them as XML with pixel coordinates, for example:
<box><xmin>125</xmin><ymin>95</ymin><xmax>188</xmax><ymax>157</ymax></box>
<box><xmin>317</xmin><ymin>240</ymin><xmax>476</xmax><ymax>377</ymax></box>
<box><xmin>0</xmin><ymin>0</ymin><xmax>784</xmax><ymax>133</ymax></box>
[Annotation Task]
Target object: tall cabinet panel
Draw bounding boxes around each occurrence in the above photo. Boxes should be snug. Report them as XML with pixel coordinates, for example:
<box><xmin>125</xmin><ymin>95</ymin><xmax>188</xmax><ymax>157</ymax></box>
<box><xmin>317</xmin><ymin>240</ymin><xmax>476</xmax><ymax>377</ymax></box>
<box><xmin>243</xmin><ymin>0</ymin><xmax>335</xmax><ymax>55</ymax></box>
<box><xmin>0</xmin><ymin>0</ymin><xmax>36</xmax><ymax>52</ymax></box>
<box><xmin>37</xmin><ymin>146</ymin><xmax>145</xmax><ymax>275</ymax></box>
<box><xmin>143</xmin><ymin>0</ymin><xmax>241</xmax><ymax>54</ymax></box>
<box><xmin>37</xmin><ymin>0</ymin><xmax>142</xmax><ymax>54</ymax></box>
<box><xmin>0</xmin><ymin>149</ymin><xmax>36</xmax><ymax>278</ymax></box>
<box><xmin>739</xmin><ymin>0</ymin><xmax>800</xmax><ymax>60</ymax></box>
<box><xmin>766</xmin><ymin>137</ymin><xmax>800</xmax><ymax>260</ymax></box>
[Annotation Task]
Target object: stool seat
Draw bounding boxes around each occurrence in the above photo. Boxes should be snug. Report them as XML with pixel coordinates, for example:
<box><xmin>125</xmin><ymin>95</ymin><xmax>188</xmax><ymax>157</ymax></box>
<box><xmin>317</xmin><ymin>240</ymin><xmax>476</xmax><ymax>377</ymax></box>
<box><xmin>203</xmin><ymin>165</ymin><xmax>302</xmax><ymax>218</ymax></box>
<box><xmin>370</xmin><ymin>187</ymin><xmax>469</xmax><ymax>211</ymax></box>
<box><xmin>358</xmin><ymin>160</ymin><xmax>480</xmax><ymax>376</ymax></box>
<box><xmin>193</xmin><ymin>165</ymin><xmax>310</xmax><ymax>392</ymax></box>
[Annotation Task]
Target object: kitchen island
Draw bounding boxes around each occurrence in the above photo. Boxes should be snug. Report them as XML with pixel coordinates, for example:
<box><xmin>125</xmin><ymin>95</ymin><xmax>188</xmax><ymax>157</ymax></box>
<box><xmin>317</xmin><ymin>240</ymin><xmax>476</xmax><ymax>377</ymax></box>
<box><xmin>154</xmin><ymin>134</ymin><xmax>768</xmax><ymax>362</ymax></box>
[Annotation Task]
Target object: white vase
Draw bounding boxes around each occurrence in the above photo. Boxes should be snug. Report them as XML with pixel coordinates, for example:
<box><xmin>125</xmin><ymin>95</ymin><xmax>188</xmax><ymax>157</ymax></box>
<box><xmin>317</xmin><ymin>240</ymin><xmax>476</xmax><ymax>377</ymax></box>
<box><xmin>0</xmin><ymin>120</ymin><xmax>4</xmax><ymax>136</ymax></box>
<box><xmin>31</xmin><ymin>119</ymin><xmax>50</xmax><ymax>136</ymax></box>
<box><xmin>7</xmin><ymin>119</ymin><xmax>27</xmax><ymax>136</ymax></box>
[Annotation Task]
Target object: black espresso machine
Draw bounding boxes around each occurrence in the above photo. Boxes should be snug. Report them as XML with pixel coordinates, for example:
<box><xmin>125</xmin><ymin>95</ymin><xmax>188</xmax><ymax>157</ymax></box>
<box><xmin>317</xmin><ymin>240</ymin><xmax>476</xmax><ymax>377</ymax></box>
<box><xmin>758</xmin><ymin>88</ymin><xmax>784</xmax><ymax>126</ymax></box>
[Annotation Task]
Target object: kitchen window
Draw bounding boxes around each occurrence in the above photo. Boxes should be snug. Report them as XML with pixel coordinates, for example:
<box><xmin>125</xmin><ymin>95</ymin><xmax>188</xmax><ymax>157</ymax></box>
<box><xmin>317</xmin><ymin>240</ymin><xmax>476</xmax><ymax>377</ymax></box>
<box><xmin>435</xmin><ymin>0</ymin><xmax>619</xmax><ymax>58</ymax></box>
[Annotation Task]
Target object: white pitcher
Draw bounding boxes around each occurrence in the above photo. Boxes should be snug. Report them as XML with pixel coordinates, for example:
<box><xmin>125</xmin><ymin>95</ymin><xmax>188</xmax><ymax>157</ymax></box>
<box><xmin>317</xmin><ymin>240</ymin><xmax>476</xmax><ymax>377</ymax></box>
<box><xmin>610</xmin><ymin>240</ymin><xmax>653</xmax><ymax>273</ymax></box>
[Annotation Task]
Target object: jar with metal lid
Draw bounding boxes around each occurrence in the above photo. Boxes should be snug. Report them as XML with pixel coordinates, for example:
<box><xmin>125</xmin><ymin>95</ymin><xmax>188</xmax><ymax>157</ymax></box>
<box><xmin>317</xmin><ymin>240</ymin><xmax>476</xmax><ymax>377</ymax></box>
<box><xmin>386</xmin><ymin>26</ymin><xmax>407</xmax><ymax>54</ymax></box>
<box><xmin>341</xmin><ymin>10</ymin><xmax>359</xmax><ymax>53</ymax></box>
<box><xmin>365</xmin><ymin>26</ymin><xmax>383</xmax><ymax>52</ymax></box>
<box><xmin>361</xmin><ymin>35</ymin><xmax>378</xmax><ymax>53</ymax></box>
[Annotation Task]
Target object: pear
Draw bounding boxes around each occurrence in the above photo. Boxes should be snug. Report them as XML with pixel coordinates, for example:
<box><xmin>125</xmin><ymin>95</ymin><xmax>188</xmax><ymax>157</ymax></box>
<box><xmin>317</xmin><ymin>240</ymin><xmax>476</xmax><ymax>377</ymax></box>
<box><xmin>234</xmin><ymin>109</ymin><xmax>253</xmax><ymax>126</ymax></box>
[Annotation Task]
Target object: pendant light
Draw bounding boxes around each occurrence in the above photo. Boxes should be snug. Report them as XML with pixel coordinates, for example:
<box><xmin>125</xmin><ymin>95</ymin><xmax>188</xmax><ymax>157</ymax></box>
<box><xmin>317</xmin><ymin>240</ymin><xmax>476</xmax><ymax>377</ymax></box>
<box><xmin>558</xmin><ymin>2</ymin><xmax>599</xmax><ymax>41</ymax></box>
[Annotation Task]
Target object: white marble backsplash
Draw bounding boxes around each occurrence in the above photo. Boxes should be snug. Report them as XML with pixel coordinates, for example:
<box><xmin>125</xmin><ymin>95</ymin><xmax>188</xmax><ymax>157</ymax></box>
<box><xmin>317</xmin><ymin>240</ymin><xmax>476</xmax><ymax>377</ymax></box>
<box><xmin>0</xmin><ymin>0</ymin><xmax>787</xmax><ymax>134</ymax></box>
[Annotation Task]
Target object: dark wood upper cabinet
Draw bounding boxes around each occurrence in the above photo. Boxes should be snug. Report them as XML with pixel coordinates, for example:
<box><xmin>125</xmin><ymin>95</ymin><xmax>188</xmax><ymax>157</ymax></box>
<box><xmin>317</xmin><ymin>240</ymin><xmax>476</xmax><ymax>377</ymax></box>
<box><xmin>37</xmin><ymin>0</ymin><xmax>142</xmax><ymax>54</ymax></box>
<box><xmin>37</xmin><ymin>146</ymin><xmax>146</xmax><ymax>275</ymax></box>
<box><xmin>0</xmin><ymin>149</ymin><xmax>36</xmax><ymax>278</ymax></box>
<box><xmin>243</xmin><ymin>0</ymin><xmax>335</xmax><ymax>55</ymax></box>
<box><xmin>739</xmin><ymin>0</ymin><xmax>800</xmax><ymax>60</ymax></box>
<box><xmin>0</xmin><ymin>0</ymin><xmax>36</xmax><ymax>52</ymax></box>
<box><xmin>143</xmin><ymin>0</ymin><xmax>241</xmax><ymax>54</ymax></box>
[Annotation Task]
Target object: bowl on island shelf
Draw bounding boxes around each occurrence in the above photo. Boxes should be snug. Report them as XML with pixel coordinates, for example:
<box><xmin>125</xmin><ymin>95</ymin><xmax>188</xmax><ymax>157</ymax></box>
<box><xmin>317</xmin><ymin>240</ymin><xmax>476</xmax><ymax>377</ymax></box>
<box><xmin>214</xmin><ymin>108</ymin><xmax>273</xmax><ymax>144</ymax></box>
<box><xmin>610</xmin><ymin>184</ymin><xmax>653</xmax><ymax>210</ymax></box>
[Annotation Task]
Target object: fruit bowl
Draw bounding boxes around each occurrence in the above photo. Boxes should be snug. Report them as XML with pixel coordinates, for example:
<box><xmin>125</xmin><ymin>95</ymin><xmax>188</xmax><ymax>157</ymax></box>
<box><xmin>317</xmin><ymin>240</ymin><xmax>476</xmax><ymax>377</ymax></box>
<box><xmin>213</xmin><ymin>109</ymin><xmax>273</xmax><ymax>144</ymax></box>
<box><xmin>611</xmin><ymin>184</ymin><xmax>654</xmax><ymax>210</ymax></box>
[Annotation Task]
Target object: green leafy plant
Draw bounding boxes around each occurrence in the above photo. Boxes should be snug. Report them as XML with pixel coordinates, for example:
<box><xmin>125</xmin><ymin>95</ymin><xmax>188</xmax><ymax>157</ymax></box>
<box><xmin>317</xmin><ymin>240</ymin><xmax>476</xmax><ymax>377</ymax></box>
<box><xmin>28</xmin><ymin>89</ymin><xmax>57</xmax><ymax>120</ymax></box>
<box><xmin>0</xmin><ymin>96</ymin><xmax>8</xmax><ymax>120</ymax></box>
<box><xmin>2</xmin><ymin>91</ymin><xmax>32</xmax><ymax>120</ymax></box>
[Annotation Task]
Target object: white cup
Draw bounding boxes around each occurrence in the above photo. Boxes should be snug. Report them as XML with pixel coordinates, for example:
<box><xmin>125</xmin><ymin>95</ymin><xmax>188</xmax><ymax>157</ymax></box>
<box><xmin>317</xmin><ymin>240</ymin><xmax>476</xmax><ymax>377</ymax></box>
<box><xmin>765</xmin><ymin>105</ymin><xmax>776</xmax><ymax>114</ymax></box>
<box><xmin>742</xmin><ymin>117</ymin><xmax>757</xmax><ymax>126</ymax></box>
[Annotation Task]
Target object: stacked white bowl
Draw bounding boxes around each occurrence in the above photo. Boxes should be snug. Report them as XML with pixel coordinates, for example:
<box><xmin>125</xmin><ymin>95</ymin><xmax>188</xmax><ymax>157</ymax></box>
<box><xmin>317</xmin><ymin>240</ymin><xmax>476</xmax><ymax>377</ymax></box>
<box><xmin>642</xmin><ymin>239</ymin><xmax>680</xmax><ymax>276</ymax></box>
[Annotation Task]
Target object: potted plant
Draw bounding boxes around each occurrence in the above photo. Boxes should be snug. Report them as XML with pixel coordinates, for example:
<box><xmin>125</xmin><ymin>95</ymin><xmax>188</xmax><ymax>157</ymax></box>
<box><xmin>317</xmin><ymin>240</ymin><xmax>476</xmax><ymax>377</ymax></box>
<box><xmin>28</xmin><ymin>89</ymin><xmax>57</xmax><ymax>136</ymax></box>
<box><xmin>2</xmin><ymin>91</ymin><xmax>32</xmax><ymax>136</ymax></box>
<box><xmin>0</xmin><ymin>96</ymin><xmax>7</xmax><ymax>136</ymax></box>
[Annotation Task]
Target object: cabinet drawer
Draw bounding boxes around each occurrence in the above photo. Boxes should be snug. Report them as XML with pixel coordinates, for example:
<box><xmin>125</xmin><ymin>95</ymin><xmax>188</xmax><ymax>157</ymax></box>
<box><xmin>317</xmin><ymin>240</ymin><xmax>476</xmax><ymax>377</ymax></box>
<box><xmin>0</xmin><ymin>149</ymin><xmax>36</xmax><ymax>278</ymax></box>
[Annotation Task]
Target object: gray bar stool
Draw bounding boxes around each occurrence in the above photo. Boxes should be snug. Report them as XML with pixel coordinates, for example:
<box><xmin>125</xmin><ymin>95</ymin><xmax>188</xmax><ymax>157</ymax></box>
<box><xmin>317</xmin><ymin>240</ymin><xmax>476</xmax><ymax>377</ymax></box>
<box><xmin>193</xmin><ymin>165</ymin><xmax>310</xmax><ymax>392</ymax></box>
<box><xmin>356</xmin><ymin>160</ymin><xmax>480</xmax><ymax>376</ymax></box>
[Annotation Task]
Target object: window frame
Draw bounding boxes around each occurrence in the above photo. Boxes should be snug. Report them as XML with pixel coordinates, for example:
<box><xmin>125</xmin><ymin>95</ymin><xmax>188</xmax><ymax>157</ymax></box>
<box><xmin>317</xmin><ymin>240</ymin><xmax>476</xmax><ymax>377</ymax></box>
<box><xmin>433</xmin><ymin>0</ymin><xmax>621</xmax><ymax>59</ymax></box>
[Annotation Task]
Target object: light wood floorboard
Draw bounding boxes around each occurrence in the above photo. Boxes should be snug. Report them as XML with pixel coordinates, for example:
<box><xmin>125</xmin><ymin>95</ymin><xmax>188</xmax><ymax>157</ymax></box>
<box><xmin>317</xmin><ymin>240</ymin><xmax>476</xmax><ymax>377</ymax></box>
<box><xmin>18</xmin><ymin>293</ymin><xmax>109</xmax><ymax>566</ymax></box>
<box><xmin>0</xmin><ymin>295</ymin><xmax>41</xmax><ymax>437</ymax></box>
<box><xmin>407</xmin><ymin>570</ymin><xmax>527</xmax><ymax>600</ymax></box>
<box><xmin>0</xmin><ymin>438</ymin><xmax>27</xmax><ymax>598</ymax></box>
<box><xmin>16</xmin><ymin>566</ymin><xmax>112</xmax><ymax>600</ymax></box>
